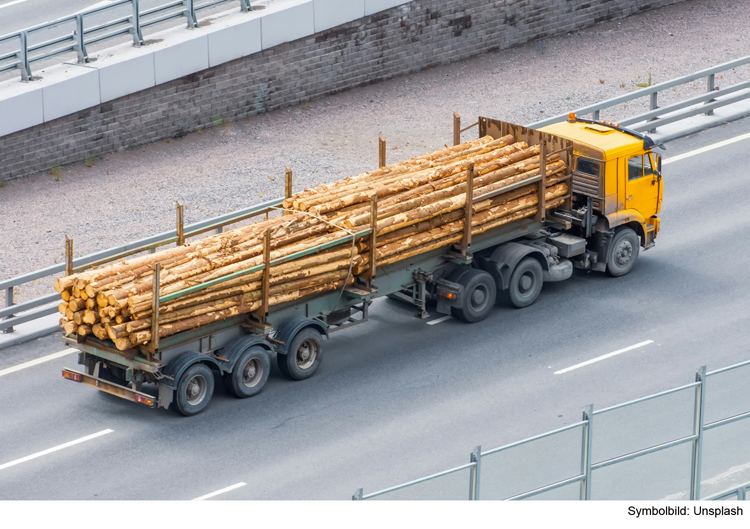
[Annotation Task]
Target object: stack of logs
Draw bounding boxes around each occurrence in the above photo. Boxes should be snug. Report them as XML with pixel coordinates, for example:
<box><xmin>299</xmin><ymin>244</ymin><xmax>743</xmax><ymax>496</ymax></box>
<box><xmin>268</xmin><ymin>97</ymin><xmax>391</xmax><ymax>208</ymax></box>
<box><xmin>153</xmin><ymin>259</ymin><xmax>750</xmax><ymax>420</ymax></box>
<box><xmin>55</xmin><ymin>133</ymin><xmax>569</xmax><ymax>351</ymax></box>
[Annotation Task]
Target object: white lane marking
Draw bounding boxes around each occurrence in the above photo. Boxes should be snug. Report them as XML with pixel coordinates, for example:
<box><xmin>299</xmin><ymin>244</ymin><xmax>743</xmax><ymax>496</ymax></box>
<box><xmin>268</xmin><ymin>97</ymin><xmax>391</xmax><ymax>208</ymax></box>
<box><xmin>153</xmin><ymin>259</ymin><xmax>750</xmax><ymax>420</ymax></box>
<box><xmin>554</xmin><ymin>340</ymin><xmax>654</xmax><ymax>375</ymax></box>
<box><xmin>0</xmin><ymin>0</ymin><xmax>33</xmax><ymax>10</ymax></box>
<box><xmin>0</xmin><ymin>348</ymin><xmax>75</xmax><ymax>378</ymax></box>
<box><xmin>192</xmin><ymin>482</ymin><xmax>247</xmax><ymax>501</ymax></box>
<box><xmin>427</xmin><ymin>315</ymin><xmax>452</xmax><ymax>326</ymax></box>
<box><xmin>75</xmin><ymin>0</ymin><xmax>113</xmax><ymax>14</ymax></box>
<box><xmin>0</xmin><ymin>429</ymin><xmax>113</xmax><ymax>472</ymax></box>
<box><xmin>662</xmin><ymin>131</ymin><xmax>750</xmax><ymax>165</ymax></box>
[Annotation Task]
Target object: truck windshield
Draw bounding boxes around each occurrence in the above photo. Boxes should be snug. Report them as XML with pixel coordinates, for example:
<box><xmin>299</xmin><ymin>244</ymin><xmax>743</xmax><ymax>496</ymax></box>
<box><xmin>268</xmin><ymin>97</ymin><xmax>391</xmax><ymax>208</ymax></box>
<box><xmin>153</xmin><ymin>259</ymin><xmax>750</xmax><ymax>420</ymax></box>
<box><xmin>576</xmin><ymin>158</ymin><xmax>600</xmax><ymax>177</ymax></box>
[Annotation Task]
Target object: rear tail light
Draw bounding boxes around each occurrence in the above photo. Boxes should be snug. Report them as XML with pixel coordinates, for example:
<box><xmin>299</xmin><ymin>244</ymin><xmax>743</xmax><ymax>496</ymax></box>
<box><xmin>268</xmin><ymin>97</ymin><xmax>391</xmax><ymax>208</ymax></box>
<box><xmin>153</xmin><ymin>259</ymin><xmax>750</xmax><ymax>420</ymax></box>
<box><xmin>62</xmin><ymin>370</ymin><xmax>82</xmax><ymax>382</ymax></box>
<box><xmin>135</xmin><ymin>394</ymin><xmax>154</xmax><ymax>406</ymax></box>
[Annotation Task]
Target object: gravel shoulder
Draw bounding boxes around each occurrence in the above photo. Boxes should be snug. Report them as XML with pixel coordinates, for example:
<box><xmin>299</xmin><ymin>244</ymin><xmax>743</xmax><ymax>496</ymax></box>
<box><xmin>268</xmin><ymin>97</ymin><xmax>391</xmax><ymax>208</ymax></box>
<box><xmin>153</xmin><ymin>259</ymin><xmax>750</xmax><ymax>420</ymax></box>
<box><xmin>2</xmin><ymin>0</ymin><xmax>749</xmax><ymax>304</ymax></box>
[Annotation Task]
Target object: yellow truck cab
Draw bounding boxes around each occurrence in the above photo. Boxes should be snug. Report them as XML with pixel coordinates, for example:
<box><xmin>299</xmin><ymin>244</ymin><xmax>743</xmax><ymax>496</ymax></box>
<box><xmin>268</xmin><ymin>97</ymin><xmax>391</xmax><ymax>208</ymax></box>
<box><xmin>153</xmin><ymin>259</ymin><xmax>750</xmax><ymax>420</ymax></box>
<box><xmin>541</xmin><ymin>114</ymin><xmax>664</xmax><ymax>276</ymax></box>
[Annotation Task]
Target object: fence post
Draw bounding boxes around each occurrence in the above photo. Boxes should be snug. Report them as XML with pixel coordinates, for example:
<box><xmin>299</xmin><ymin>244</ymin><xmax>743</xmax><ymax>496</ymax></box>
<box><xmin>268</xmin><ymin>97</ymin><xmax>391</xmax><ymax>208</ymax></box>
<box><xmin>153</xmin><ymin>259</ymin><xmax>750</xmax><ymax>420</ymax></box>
<box><xmin>647</xmin><ymin>92</ymin><xmax>659</xmax><ymax>133</ymax></box>
<box><xmin>184</xmin><ymin>0</ymin><xmax>198</xmax><ymax>28</ymax></box>
<box><xmin>352</xmin><ymin>488</ymin><xmax>363</xmax><ymax>500</ymax></box>
<box><xmin>2</xmin><ymin>287</ymin><xmax>15</xmax><ymax>334</ymax></box>
<box><xmin>469</xmin><ymin>445</ymin><xmax>482</xmax><ymax>500</ymax></box>
<box><xmin>18</xmin><ymin>31</ymin><xmax>31</xmax><ymax>82</ymax></box>
<box><xmin>453</xmin><ymin>113</ymin><xmax>461</xmax><ymax>146</ymax></box>
<box><xmin>74</xmin><ymin>14</ymin><xmax>88</xmax><ymax>63</ymax></box>
<box><xmin>705</xmin><ymin>74</ymin><xmax>716</xmax><ymax>116</ymax></box>
<box><xmin>130</xmin><ymin>0</ymin><xmax>144</xmax><ymax>46</ymax></box>
<box><xmin>580</xmin><ymin>404</ymin><xmax>594</xmax><ymax>500</ymax></box>
<box><xmin>690</xmin><ymin>365</ymin><xmax>707</xmax><ymax>500</ymax></box>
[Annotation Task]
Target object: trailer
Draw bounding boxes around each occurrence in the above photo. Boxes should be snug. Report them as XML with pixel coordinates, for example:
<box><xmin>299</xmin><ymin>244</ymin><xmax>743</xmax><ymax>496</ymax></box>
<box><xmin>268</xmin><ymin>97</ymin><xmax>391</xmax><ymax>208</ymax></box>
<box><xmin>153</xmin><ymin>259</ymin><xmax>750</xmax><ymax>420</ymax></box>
<box><xmin>61</xmin><ymin>116</ymin><xmax>663</xmax><ymax>415</ymax></box>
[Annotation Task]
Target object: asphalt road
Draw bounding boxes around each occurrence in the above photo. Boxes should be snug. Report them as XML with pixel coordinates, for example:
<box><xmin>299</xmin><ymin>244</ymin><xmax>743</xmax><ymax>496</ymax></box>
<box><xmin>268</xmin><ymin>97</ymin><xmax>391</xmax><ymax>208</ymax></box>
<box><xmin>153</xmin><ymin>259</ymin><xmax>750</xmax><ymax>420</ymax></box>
<box><xmin>1</xmin><ymin>119</ymin><xmax>750</xmax><ymax>501</ymax></box>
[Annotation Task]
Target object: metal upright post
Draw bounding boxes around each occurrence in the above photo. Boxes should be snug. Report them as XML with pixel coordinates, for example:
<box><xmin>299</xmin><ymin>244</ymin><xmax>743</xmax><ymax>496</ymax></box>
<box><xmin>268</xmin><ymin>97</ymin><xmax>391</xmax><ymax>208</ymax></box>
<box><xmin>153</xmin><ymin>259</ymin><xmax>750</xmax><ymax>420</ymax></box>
<box><xmin>184</xmin><ymin>0</ymin><xmax>197</xmax><ymax>28</ymax></box>
<box><xmin>150</xmin><ymin>263</ymin><xmax>161</xmax><ymax>351</ymax></box>
<box><xmin>368</xmin><ymin>194</ymin><xmax>378</xmax><ymax>281</ymax></box>
<box><xmin>176</xmin><ymin>202</ymin><xmax>185</xmax><ymax>246</ymax></box>
<box><xmin>285</xmin><ymin>167</ymin><xmax>293</xmax><ymax>215</ymax></box>
<box><xmin>461</xmin><ymin>163</ymin><xmax>474</xmax><ymax>256</ymax></box>
<box><xmin>690</xmin><ymin>366</ymin><xmax>707</xmax><ymax>500</ymax></box>
<box><xmin>259</xmin><ymin>228</ymin><xmax>271</xmax><ymax>318</ymax></box>
<box><xmin>592</xmin><ymin>110</ymin><xmax>600</xmax><ymax>121</ymax></box>
<box><xmin>130</xmin><ymin>0</ymin><xmax>144</xmax><ymax>46</ymax></box>
<box><xmin>65</xmin><ymin>235</ymin><xmax>74</xmax><ymax>277</ymax></box>
<box><xmin>535</xmin><ymin>140</ymin><xmax>547</xmax><ymax>222</ymax></box>
<box><xmin>453</xmin><ymin>113</ymin><xmax>461</xmax><ymax>146</ymax></box>
<box><xmin>239</xmin><ymin>0</ymin><xmax>254</xmax><ymax>12</ymax></box>
<box><xmin>74</xmin><ymin>14</ymin><xmax>88</xmax><ymax>63</ymax></box>
<box><xmin>3</xmin><ymin>287</ymin><xmax>14</xmax><ymax>334</ymax></box>
<box><xmin>379</xmin><ymin>136</ymin><xmax>386</xmax><ymax>168</ymax></box>
<box><xmin>352</xmin><ymin>488</ymin><xmax>363</xmax><ymax>501</ymax></box>
<box><xmin>705</xmin><ymin>74</ymin><xmax>716</xmax><ymax>116</ymax></box>
<box><xmin>215</xmin><ymin>225</ymin><xmax>224</xmax><ymax>235</ymax></box>
<box><xmin>18</xmin><ymin>31</ymin><xmax>31</xmax><ymax>82</ymax></box>
<box><xmin>580</xmin><ymin>404</ymin><xmax>594</xmax><ymax>500</ymax></box>
<box><xmin>469</xmin><ymin>445</ymin><xmax>482</xmax><ymax>500</ymax></box>
<box><xmin>648</xmin><ymin>92</ymin><xmax>659</xmax><ymax>133</ymax></box>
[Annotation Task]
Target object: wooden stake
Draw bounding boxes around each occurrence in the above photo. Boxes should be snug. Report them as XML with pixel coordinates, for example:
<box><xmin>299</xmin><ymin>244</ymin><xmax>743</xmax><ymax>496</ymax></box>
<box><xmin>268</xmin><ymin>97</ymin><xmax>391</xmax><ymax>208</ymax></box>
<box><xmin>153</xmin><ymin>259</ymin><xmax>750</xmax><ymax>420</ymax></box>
<box><xmin>65</xmin><ymin>235</ymin><xmax>73</xmax><ymax>277</ymax></box>
<box><xmin>379</xmin><ymin>136</ymin><xmax>386</xmax><ymax>168</ymax></box>
<box><xmin>176</xmin><ymin>202</ymin><xmax>185</xmax><ymax>246</ymax></box>
<box><xmin>150</xmin><ymin>263</ymin><xmax>161</xmax><ymax>351</ymax></box>
<box><xmin>453</xmin><ymin>112</ymin><xmax>461</xmax><ymax>146</ymax></box>
<box><xmin>461</xmin><ymin>163</ymin><xmax>475</xmax><ymax>256</ymax></box>
<box><xmin>369</xmin><ymin>194</ymin><xmax>378</xmax><ymax>280</ymax></box>
<box><xmin>536</xmin><ymin>140</ymin><xmax>547</xmax><ymax>222</ymax></box>
<box><xmin>285</xmin><ymin>167</ymin><xmax>293</xmax><ymax>215</ymax></box>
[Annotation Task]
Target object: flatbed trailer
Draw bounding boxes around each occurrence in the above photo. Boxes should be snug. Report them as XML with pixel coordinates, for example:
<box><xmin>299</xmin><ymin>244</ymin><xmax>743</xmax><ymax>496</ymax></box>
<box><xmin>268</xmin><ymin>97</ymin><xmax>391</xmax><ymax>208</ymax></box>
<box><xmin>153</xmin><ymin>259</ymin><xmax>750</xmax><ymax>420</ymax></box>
<box><xmin>61</xmin><ymin>116</ymin><xmax>663</xmax><ymax>415</ymax></box>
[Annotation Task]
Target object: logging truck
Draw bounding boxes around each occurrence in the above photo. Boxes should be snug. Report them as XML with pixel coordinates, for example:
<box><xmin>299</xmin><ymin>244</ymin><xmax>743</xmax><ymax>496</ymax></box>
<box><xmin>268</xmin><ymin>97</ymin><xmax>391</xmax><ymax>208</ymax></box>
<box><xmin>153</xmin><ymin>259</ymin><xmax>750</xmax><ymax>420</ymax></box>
<box><xmin>61</xmin><ymin>115</ymin><xmax>664</xmax><ymax>416</ymax></box>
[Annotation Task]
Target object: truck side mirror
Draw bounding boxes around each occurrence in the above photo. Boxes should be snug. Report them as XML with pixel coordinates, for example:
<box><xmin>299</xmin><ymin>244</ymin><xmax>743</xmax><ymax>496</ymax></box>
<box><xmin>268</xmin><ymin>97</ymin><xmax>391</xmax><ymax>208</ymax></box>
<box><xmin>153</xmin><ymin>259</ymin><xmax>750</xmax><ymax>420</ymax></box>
<box><xmin>657</xmin><ymin>153</ymin><xmax>662</xmax><ymax>173</ymax></box>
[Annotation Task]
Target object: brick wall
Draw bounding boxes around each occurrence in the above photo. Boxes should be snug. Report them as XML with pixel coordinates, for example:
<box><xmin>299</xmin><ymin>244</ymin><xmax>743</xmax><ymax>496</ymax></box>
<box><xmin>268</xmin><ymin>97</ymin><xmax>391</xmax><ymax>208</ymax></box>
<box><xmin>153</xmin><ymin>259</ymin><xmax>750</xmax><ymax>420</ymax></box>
<box><xmin>0</xmin><ymin>0</ymin><xmax>685</xmax><ymax>182</ymax></box>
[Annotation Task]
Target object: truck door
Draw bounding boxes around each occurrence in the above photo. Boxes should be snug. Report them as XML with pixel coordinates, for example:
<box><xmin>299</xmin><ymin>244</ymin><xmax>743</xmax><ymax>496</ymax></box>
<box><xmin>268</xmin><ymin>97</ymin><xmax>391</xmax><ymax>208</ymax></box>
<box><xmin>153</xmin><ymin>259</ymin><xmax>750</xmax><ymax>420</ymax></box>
<box><xmin>625</xmin><ymin>153</ymin><xmax>660</xmax><ymax>219</ymax></box>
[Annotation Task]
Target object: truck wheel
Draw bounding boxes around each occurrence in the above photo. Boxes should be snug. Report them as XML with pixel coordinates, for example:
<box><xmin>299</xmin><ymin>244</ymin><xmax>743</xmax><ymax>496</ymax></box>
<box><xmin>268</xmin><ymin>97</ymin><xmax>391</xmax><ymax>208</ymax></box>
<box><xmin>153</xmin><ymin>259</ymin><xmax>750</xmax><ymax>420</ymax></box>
<box><xmin>224</xmin><ymin>346</ymin><xmax>270</xmax><ymax>398</ymax></box>
<box><xmin>174</xmin><ymin>363</ymin><xmax>214</xmax><ymax>416</ymax></box>
<box><xmin>607</xmin><ymin>228</ymin><xmax>640</xmax><ymax>277</ymax></box>
<box><xmin>277</xmin><ymin>328</ymin><xmax>323</xmax><ymax>380</ymax></box>
<box><xmin>508</xmin><ymin>257</ymin><xmax>543</xmax><ymax>308</ymax></box>
<box><xmin>451</xmin><ymin>269</ymin><xmax>496</xmax><ymax>323</ymax></box>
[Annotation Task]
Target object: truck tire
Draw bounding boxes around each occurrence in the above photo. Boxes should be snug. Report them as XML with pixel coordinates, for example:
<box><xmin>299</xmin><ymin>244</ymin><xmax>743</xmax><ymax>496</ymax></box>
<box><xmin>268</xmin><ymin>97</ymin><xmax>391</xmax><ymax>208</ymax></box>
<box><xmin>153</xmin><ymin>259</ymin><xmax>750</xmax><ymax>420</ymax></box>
<box><xmin>174</xmin><ymin>363</ymin><xmax>214</xmax><ymax>416</ymax></box>
<box><xmin>277</xmin><ymin>327</ymin><xmax>323</xmax><ymax>380</ymax></box>
<box><xmin>451</xmin><ymin>268</ymin><xmax>496</xmax><ymax>323</ymax></box>
<box><xmin>224</xmin><ymin>346</ymin><xmax>270</xmax><ymax>399</ymax></box>
<box><xmin>508</xmin><ymin>257</ymin><xmax>543</xmax><ymax>308</ymax></box>
<box><xmin>607</xmin><ymin>228</ymin><xmax>640</xmax><ymax>277</ymax></box>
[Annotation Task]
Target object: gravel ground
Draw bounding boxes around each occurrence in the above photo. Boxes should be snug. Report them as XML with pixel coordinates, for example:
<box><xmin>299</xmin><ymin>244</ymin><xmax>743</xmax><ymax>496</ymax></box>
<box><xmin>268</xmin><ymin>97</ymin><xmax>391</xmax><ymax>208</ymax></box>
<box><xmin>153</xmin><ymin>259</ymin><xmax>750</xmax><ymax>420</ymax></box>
<box><xmin>2</xmin><ymin>0</ymin><xmax>749</xmax><ymax>304</ymax></box>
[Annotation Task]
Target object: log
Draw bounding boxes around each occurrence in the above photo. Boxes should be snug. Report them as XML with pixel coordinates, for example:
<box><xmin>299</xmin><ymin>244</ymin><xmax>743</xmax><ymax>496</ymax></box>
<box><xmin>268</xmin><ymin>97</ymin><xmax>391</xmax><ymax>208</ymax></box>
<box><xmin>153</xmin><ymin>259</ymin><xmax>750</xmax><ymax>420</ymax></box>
<box><xmin>63</xmin><ymin>321</ymin><xmax>78</xmax><ymax>335</ymax></box>
<box><xmin>61</xmin><ymin>290</ymin><xmax>71</xmax><ymax>301</ymax></box>
<box><xmin>92</xmin><ymin>323</ymin><xmax>108</xmax><ymax>340</ymax></box>
<box><xmin>58</xmin><ymin>302</ymin><xmax>69</xmax><ymax>315</ymax></box>
<box><xmin>82</xmin><ymin>310</ymin><xmax>100</xmax><ymax>325</ymax></box>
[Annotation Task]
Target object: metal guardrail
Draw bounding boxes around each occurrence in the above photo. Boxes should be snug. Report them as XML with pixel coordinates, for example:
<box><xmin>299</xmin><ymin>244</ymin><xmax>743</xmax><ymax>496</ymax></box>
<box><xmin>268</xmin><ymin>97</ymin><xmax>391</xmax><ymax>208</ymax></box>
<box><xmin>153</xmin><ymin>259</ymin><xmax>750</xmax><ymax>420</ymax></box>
<box><xmin>528</xmin><ymin>54</ymin><xmax>750</xmax><ymax>136</ymax></box>
<box><xmin>353</xmin><ymin>359</ymin><xmax>750</xmax><ymax>501</ymax></box>
<box><xmin>0</xmin><ymin>0</ymin><xmax>254</xmax><ymax>82</ymax></box>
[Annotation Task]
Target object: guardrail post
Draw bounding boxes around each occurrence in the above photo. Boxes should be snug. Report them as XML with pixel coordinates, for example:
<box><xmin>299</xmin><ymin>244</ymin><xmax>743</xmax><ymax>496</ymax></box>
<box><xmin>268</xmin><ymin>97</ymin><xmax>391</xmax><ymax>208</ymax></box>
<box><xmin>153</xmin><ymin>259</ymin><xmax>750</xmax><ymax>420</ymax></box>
<box><xmin>739</xmin><ymin>486</ymin><xmax>747</xmax><ymax>501</ymax></box>
<box><xmin>647</xmin><ymin>92</ymin><xmax>659</xmax><ymax>133</ymax></box>
<box><xmin>352</xmin><ymin>488</ymin><xmax>363</xmax><ymax>500</ymax></box>
<box><xmin>580</xmin><ymin>404</ymin><xmax>594</xmax><ymax>500</ymax></box>
<box><xmin>214</xmin><ymin>225</ymin><xmax>224</xmax><ymax>235</ymax></box>
<box><xmin>239</xmin><ymin>0</ymin><xmax>254</xmax><ymax>11</ymax></box>
<box><xmin>469</xmin><ymin>445</ymin><xmax>482</xmax><ymax>500</ymax></box>
<box><xmin>285</xmin><ymin>167</ymin><xmax>293</xmax><ymax>215</ymax></box>
<box><xmin>184</xmin><ymin>0</ymin><xmax>198</xmax><ymax>28</ymax></box>
<box><xmin>705</xmin><ymin>74</ymin><xmax>716</xmax><ymax>116</ymax></box>
<box><xmin>453</xmin><ymin>112</ymin><xmax>461</xmax><ymax>146</ymax></box>
<box><xmin>74</xmin><ymin>14</ymin><xmax>88</xmax><ymax>63</ymax></box>
<box><xmin>2</xmin><ymin>287</ymin><xmax>15</xmax><ymax>334</ymax></box>
<box><xmin>130</xmin><ymin>0</ymin><xmax>144</xmax><ymax>46</ymax></box>
<box><xmin>378</xmin><ymin>136</ymin><xmax>386</xmax><ymax>168</ymax></box>
<box><xmin>461</xmin><ymin>163</ymin><xmax>474</xmax><ymax>256</ymax></box>
<box><xmin>690</xmin><ymin>365</ymin><xmax>707</xmax><ymax>500</ymax></box>
<box><xmin>592</xmin><ymin>110</ymin><xmax>600</xmax><ymax>121</ymax></box>
<box><xmin>18</xmin><ymin>31</ymin><xmax>31</xmax><ymax>82</ymax></box>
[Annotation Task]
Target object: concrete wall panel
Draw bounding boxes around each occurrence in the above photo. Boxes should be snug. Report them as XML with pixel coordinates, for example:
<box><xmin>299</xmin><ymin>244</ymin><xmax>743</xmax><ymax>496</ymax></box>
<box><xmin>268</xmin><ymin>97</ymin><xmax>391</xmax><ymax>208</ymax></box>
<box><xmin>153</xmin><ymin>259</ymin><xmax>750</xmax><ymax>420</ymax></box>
<box><xmin>208</xmin><ymin>16</ymin><xmax>262</xmax><ymax>67</ymax></box>
<box><xmin>261</xmin><ymin>0</ymin><xmax>314</xmax><ymax>50</ymax></box>
<box><xmin>97</xmin><ymin>51</ymin><xmax>155</xmax><ymax>103</ymax></box>
<box><xmin>314</xmin><ymin>0</ymin><xmax>365</xmax><ymax>32</ymax></box>
<box><xmin>153</xmin><ymin>35</ymin><xmax>209</xmax><ymax>85</ymax></box>
<box><xmin>42</xmin><ymin>65</ymin><xmax>100</xmax><ymax>122</ymax></box>
<box><xmin>0</xmin><ymin>83</ymin><xmax>43</xmax><ymax>137</ymax></box>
